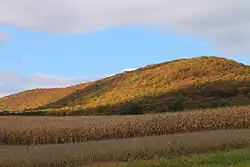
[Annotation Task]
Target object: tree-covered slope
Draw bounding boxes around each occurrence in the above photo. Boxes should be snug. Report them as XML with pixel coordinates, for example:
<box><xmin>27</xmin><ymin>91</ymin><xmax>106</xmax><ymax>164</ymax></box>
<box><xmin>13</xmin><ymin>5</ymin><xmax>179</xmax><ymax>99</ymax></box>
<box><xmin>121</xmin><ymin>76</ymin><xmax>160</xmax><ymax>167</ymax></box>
<box><xmin>0</xmin><ymin>82</ymin><xmax>93</xmax><ymax>112</ymax></box>
<box><xmin>1</xmin><ymin>56</ymin><xmax>250</xmax><ymax>114</ymax></box>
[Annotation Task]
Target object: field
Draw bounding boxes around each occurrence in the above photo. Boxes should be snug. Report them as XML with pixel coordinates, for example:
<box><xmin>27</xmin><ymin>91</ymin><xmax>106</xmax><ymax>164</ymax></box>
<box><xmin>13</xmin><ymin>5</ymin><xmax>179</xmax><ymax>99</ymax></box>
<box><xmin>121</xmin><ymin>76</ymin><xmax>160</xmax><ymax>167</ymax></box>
<box><xmin>0</xmin><ymin>106</ymin><xmax>250</xmax><ymax>166</ymax></box>
<box><xmin>1</xmin><ymin>129</ymin><xmax>250</xmax><ymax>166</ymax></box>
<box><xmin>0</xmin><ymin>106</ymin><xmax>250</xmax><ymax>145</ymax></box>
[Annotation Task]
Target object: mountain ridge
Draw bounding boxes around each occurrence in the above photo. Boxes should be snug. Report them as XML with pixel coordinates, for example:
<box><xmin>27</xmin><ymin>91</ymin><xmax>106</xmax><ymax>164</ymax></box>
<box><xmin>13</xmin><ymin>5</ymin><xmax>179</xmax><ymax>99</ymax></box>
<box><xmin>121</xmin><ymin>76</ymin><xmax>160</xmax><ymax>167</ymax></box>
<box><xmin>1</xmin><ymin>56</ymin><xmax>250</xmax><ymax>114</ymax></box>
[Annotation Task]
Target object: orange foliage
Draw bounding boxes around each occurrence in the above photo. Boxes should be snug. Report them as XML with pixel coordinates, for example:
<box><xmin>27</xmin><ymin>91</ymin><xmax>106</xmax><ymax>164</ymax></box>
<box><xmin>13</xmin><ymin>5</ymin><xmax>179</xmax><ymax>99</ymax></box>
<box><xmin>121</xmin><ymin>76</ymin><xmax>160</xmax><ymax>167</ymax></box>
<box><xmin>0</xmin><ymin>56</ymin><xmax>250</xmax><ymax>114</ymax></box>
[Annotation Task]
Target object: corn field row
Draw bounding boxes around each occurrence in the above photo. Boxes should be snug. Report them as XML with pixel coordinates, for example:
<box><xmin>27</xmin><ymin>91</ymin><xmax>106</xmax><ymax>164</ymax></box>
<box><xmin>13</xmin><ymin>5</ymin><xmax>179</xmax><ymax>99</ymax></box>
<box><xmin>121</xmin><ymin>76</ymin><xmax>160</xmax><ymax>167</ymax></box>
<box><xmin>0</xmin><ymin>106</ymin><xmax>249</xmax><ymax>145</ymax></box>
<box><xmin>1</xmin><ymin>129</ymin><xmax>250</xmax><ymax>166</ymax></box>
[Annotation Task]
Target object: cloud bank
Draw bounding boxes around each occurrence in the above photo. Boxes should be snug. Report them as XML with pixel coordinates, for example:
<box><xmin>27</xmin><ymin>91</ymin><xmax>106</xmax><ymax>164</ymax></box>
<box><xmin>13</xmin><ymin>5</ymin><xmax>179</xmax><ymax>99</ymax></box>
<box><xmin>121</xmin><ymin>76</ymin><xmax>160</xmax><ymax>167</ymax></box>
<box><xmin>1</xmin><ymin>0</ymin><xmax>250</xmax><ymax>55</ymax></box>
<box><xmin>0</xmin><ymin>71</ymin><xmax>87</xmax><ymax>97</ymax></box>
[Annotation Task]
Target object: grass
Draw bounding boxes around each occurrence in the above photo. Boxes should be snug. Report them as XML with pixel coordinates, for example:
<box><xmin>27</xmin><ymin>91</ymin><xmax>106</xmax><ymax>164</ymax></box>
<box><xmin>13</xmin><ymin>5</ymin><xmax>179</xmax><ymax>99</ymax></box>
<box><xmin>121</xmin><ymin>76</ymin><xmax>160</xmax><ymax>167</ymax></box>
<box><xmin>1</xmin><ymin>56</ymin><xmax>250</xmax><ymax>114</ymax></box>
<box><xmin>98</xmin><ymin>147</ymin><xmax>250</xmax><ymax>167</ymax></box>
<box><xmin>0</xmin><ymin>106</ymin><xmax>250</xmax><ymax>145</ymax></box>
<box><xmin>1</xmin><ymin>129</ymin><xmax>250</xmax><ymax>166</ymax></box>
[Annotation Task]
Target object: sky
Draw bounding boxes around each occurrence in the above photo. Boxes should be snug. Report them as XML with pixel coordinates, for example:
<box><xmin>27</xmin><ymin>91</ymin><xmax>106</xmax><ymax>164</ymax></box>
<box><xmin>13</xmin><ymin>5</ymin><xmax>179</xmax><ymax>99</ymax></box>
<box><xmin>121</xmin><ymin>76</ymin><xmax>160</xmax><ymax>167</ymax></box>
<box><xmin>0</xmin><ymin>0</ymin><xmax>250</xmax><ymax>97</ymax></box>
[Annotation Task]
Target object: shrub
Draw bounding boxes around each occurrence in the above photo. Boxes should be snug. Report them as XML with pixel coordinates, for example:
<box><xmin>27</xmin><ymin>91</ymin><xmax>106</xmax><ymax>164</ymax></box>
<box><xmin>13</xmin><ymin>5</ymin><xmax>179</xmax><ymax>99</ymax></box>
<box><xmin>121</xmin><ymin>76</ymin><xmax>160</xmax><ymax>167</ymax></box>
<box><xmin>72</xmin><ymin>110</ymin><xmax>85</xmax><ymax>116</ymax></box>
<box><xmin>168</xmin><ymin>100</ymin><xmax>184</xmax><ymax>111</ymax></box>
<box><xmin>119</xmin><ymin>103</ymin><xmax>144</xmax><ymax>115</ymax></box>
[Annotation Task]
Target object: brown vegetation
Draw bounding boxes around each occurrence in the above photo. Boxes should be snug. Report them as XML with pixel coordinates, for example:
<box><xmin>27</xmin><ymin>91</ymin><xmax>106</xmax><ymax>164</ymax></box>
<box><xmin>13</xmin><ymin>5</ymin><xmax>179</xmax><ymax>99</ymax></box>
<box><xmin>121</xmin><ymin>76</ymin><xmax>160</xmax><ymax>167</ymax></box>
<box><xmin>0</xmin><ymin>56</ymin><xmax>250</xmax><ymax>115</ymax></box>
<box><xmin>1</xmin><ymin>129</ymin><xmax>250</xmax><ymax>166</ymax></box>
<box><xmin>0</xmin><ymin>106</ymin><xmax>249</xmax><ymax>145</ymax></box>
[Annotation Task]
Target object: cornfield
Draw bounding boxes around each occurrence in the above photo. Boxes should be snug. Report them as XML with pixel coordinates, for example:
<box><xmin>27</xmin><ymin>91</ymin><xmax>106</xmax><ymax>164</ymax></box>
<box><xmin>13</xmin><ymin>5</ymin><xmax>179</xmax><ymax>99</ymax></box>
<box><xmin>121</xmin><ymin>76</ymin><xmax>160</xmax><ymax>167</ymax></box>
<box><xmin>1</xmin><ymin>129</ymin><xmax>250</xmax><ymax>166</ymax></box>
<box><xmin>0</xmin><ymin>106</ymin><xmax>250</xmax><ymax>145</ymax></box>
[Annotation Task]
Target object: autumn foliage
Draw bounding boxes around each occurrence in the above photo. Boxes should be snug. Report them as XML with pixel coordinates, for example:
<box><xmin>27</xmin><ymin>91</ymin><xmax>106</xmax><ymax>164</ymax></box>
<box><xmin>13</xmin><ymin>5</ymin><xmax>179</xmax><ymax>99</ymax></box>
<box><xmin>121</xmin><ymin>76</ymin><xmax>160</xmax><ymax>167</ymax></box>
<box><xmin>0</xmin><ymin>56</ymin><xmax>249</xmax><ymax>115</ymax></box>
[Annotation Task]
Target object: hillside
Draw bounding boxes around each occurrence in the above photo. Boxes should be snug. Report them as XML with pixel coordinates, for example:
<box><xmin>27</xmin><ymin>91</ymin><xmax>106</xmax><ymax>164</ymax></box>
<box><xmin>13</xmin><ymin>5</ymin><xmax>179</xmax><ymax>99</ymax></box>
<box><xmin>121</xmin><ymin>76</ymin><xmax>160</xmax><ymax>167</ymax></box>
<box><xmin>1</xmin><ymin>56</ymin><xmax>250</xmax><ymax>115</ymax></box>
<box><xmin>0</xmin><ymin>82</ymin><xmax>93</xmax><ymax>112</ymax></box>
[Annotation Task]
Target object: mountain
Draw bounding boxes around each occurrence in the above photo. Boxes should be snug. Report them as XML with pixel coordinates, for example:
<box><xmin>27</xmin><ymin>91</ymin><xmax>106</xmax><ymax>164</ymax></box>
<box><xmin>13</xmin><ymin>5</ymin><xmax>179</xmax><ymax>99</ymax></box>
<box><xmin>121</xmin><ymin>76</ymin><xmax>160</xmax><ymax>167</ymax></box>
<box><xmin>1</xmin><ymin>56</ymin><xmax>250</xmax><ymax>115</ymax></box>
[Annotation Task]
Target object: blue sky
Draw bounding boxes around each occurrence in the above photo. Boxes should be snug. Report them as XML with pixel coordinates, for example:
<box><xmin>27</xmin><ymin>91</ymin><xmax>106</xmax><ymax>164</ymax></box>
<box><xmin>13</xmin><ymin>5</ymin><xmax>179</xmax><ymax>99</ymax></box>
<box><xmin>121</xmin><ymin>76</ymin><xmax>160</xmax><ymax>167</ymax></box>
<box><xmin>1</xmin><ymin>26</ymin><xmax>219</xmax><ymax>77</ymax></box>
<box><xmin>0</xmin><ymin>0</ymin><xmax>250</xmax><ymax>97</ymax></box>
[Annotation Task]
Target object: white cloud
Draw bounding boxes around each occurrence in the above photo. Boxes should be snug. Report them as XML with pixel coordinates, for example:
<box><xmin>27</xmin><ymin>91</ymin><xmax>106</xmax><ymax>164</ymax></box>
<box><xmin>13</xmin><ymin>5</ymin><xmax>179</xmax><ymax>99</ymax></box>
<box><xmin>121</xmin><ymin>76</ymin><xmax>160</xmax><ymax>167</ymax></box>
<box><xmin>0</xmin><ymin>30</ymin><xmax>10</xmax><ymax>43</ymax></box>
<box><xmin>123</xmin><ymin>68</ymin><xmax>136</xmax><ymax>72</ymax></box>
<box><xmin>0</xmin><ymin>71</ymin><xmax>87</xmax><ymax>97</ymax></box>
<box><xmin>1</xmin><ymin>0</ymin><xmax>250</xmax><ymax>55</ymax></box>
<box><xmin>104</xmin><ymin>68</ymin><xmax>137</xmax><ymax>78</ymax></box>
